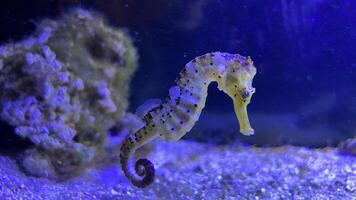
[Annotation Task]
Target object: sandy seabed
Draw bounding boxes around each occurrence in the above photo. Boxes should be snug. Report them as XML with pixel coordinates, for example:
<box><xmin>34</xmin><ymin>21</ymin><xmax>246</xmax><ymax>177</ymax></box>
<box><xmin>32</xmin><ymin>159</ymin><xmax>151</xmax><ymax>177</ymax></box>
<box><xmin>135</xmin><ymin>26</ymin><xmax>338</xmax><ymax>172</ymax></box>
<box><xmin>0</xmin><ymin>140</ymin><xmax>355</xmax><ymax>200</ymax></box>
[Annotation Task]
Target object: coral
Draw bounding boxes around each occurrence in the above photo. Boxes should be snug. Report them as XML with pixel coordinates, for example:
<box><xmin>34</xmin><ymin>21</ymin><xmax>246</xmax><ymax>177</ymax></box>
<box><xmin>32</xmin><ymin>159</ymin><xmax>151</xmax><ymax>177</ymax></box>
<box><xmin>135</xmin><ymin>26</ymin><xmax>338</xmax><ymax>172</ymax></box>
<box><xmin>120</xmin><ymin>52</ymin><xmax>256</xmax><ymax>188</ymax></box>
<box><xmin>0</xmin><ymin>9</ymin><xmax>137</xmax><ymax>178</ymax></box>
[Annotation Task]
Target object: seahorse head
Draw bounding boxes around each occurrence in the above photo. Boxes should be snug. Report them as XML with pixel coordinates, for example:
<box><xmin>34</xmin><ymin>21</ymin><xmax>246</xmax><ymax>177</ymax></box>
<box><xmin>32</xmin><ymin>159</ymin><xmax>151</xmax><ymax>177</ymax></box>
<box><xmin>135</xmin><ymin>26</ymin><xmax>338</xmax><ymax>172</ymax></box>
<box><xmin>218</xmin><ymin>55</ymin><xmax>256</xmax><ymax>136</ymax></box>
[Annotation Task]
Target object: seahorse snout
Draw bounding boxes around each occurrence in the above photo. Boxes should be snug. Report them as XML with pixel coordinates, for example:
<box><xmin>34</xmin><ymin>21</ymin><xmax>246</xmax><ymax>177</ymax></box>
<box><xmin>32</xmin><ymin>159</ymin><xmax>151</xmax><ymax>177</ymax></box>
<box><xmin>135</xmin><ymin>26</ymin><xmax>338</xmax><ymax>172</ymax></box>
<box><xmin>233</xmin><ymin>98</ymin><xmax>254</xmax><ymax>136</ymax></box>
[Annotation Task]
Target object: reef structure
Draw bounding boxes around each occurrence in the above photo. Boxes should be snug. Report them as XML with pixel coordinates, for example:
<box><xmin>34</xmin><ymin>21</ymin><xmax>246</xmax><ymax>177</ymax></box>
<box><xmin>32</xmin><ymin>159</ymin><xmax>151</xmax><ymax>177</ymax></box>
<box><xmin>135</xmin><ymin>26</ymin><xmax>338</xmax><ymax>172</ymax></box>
<box><xmin>120</xmin><ymin>52</ymin><xmax>256</xmax><ymax>188</ymax></box>
<box><xmin>0</xmin><ymin>9</ymin><xmax>137</xmax><ymax>179</ymax></box>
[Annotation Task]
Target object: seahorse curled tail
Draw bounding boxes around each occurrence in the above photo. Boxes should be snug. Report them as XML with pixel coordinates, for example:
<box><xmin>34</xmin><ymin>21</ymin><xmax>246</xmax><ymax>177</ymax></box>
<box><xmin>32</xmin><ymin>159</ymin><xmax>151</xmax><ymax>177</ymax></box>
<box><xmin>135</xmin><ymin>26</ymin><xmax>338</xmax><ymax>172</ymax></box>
<box><xmin>119</xmin><ymin>127</ymin><xmax>158</xmax><ymax>188</ymax></box>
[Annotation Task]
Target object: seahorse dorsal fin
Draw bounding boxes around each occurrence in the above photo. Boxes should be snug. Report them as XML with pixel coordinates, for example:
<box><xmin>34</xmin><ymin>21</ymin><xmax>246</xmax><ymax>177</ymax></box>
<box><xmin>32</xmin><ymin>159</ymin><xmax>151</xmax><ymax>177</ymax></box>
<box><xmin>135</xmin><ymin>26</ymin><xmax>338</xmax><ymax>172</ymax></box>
<box><xmin>135</xmin><ymin>98</ymin><xmax>162</xmax><ymax>118</ymax></box>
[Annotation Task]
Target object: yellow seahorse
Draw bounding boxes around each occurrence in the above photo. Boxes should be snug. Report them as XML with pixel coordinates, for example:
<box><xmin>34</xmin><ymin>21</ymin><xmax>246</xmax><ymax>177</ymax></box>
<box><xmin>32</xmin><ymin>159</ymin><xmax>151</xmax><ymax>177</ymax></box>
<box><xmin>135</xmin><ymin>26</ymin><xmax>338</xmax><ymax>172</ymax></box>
<box><xmin>120</xmin><ymin>52</ymin><xmax>256</xmax><ymax>188</ymax></box>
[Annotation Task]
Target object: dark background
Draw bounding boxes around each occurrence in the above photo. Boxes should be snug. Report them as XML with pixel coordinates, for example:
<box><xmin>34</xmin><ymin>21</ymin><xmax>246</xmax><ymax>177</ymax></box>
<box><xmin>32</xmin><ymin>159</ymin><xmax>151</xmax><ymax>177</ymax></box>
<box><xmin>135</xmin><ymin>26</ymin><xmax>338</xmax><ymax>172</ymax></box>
<box><xmin>0</xmin><ymin>0</ymin><xmax>355</xmax><ymax>147</ymax></box>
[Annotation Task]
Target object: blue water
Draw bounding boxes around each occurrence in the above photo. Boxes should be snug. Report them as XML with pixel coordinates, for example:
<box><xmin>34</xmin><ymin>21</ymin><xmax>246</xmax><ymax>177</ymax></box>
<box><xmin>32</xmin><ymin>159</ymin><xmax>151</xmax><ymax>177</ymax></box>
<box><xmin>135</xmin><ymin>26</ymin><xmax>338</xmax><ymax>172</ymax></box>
<box><xmin>0</xmin><ymin>1</ymin><xmax>355</xmax><ymax>146</ymax></box>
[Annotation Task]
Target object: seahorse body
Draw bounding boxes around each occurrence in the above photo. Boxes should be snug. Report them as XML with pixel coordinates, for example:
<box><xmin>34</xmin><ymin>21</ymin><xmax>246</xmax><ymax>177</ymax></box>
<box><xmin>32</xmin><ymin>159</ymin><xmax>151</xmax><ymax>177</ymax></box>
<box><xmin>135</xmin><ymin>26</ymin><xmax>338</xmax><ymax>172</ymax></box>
<box><xmin>120</xmin><ymin>52</ymin><xmax>256</xmax><ymax>188</ymax></box>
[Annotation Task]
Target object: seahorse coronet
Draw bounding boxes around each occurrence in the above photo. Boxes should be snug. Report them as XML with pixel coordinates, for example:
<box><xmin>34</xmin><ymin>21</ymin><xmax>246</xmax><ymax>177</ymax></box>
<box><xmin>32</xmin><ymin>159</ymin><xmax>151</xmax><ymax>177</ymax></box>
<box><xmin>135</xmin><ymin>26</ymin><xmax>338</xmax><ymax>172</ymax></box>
<box><xmin>119</xmin><ymin>52</ymin><xmax>256</xmax><ymax>188</ymax></box>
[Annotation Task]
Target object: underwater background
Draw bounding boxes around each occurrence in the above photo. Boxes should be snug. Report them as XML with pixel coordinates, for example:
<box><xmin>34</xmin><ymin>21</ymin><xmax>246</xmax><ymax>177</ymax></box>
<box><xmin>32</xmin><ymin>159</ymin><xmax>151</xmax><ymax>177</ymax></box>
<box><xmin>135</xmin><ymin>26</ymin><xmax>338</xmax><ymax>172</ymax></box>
<box><xmin>0</xmin><ymin>0</ymin><xmax>355</xmax><ymax>199</ymax></box>
<box><xmin>1</xmin><ymin>0</ymin><xmax>355</xmax><ymax>146</ymax></box>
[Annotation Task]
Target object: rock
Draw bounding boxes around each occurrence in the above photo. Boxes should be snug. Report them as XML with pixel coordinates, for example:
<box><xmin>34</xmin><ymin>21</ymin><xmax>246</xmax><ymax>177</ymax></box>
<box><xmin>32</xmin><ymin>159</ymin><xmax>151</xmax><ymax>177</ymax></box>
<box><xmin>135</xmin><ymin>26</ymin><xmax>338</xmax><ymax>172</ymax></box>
<box><xmin>339</xmin><ymin>137</ymin><xmax>356</xmax><ymax>156</ymax></box>
<box><xmin>0</xmin><ymin>8</ymin><xmax>138</xmax><ymax>179</ymax></box>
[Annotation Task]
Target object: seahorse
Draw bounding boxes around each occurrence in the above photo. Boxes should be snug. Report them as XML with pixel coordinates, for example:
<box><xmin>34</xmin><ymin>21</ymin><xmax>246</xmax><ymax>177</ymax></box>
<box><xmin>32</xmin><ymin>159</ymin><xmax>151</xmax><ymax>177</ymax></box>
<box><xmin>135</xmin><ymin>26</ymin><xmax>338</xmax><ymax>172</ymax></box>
<box><xmin>119</xmin><ymin>52</ymin><xmax>256</xmax><ymax>188</ymax></box>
